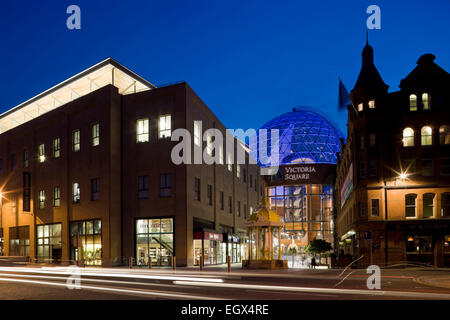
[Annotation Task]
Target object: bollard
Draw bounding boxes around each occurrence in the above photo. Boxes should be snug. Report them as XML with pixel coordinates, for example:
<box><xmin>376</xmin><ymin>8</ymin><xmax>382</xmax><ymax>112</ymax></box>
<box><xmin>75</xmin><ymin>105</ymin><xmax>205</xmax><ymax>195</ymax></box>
<box><xmin>227</xmin><ymin>256</ymin><xmax>231</xmax><ymax>273</ymax></box>
<box><xmin>148</xmin><ymin>258</ymin><xmax>152</xmax><ymax>269</ymax></box>
<box><xmin>172</xmin><ymin>256</ymin><xmax>176</xmax><ymax>270</ymax></box>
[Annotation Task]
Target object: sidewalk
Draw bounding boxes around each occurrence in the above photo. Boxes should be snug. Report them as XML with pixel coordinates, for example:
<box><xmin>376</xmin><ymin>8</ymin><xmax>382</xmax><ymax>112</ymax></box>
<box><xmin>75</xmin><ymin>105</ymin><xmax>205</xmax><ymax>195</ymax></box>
<box><xmin>414</xmin><ymin>275</ymin><xmax>450</xmax><ymax>290</ymax></box>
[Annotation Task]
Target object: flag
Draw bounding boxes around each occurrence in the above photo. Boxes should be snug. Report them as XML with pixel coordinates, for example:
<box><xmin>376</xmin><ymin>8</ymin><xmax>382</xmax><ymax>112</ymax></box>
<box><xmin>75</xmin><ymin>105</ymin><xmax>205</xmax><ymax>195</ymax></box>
<box><xmin>338</xmin><ymin>78</ymin><xmax>351</xmax><ymax>111</ymax></box>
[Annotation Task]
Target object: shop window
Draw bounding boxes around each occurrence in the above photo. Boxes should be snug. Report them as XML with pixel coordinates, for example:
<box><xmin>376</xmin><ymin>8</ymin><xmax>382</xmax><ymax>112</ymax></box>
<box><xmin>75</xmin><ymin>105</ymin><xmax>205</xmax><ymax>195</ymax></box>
<box><xmin>39</xmin><ymin>190</ymin><xmax>45</xmax><ymax>209</ymax></box>
<box><xmin>159</xmin><ymin>115</ymin><xmax>171</xmax><ymax>139</ymax></box>
<box><xmin>160</xmin><ymin>173</ymin><xmax>171</xmax><ymax>197</ymax></box>
<box><xmin>9</xmin><ymin>226</ymin><xmax>30</xmax><ymax>257</ymax></box>
<box><xmin>440</xmin><ymin>125</ymin><xmax>450</xmax><ymax>145</ymax></box>
<box><xmin>441</xmin><ymin>158</ymin><xmax>450</xmax><ymax>176</ymax></box>
<box><xmin>137</xmin><ymin>119</ymin><xmax>149</xmax><ymax>143</ymax></box>
<box><xmin>442</xmin><ymin>193</ymin><xmax>450</xmax><ymax>217</ymax></box>
<box><xmin>72</xmin><ymin>130</ymin><xmax>80</xmax><ymax>152</ymax></box>
<box><xmin>53</xmin><ymin>138</ymin><xmax>60</xmax><ymax>158</ymax></box>
<box><xmin>136</xmin><ymin>218</ymin><xmax>173</xmax><ymax>267</ymax></box>
<box><xmin>23</xmin><ymin>150</ymin><xmax>29</xmax><ymax>168</ymax></box>
<box><xmin>91</xmin><ymin>178</ymin><xmax>99</xmax><ymax>201</ymax></box>
<box><xmin>422</xmin><ymin>93</ymin><xmax>430</xmax><ymax>110</ymax></box>
<box><xmin>138</xmin><ymin>175</ymin><xmax>149</xmax><ymax>199</ymax></box>
<box><xmin>38</xmin><ymin>143</ymin><xmax>45</xmax><ymax>163</ymax></box>
<box><xmin>37</xmin><ymin>223</ymin><xmax>62</xmax><ymax>263</ymax></box>
<box><xmin>92</xmin><ymin>123</ymin><xmax>100</xmax><ymax>146</ymax></box>
<box><xmin>421</xmin><ymin>126</ymin><xmax>432</xmax><ymax>146</ymax></box>
<box><xmin>73</xmin><ymin>182</ymin><xmax>80</xmax><ymax>204</ymax></box>
<box><xmin>70</xmin><ymin>219</ymin><xmax>102</xmax><ymax>265</ymax></box>
<box><xmin>422</xmin><ymin>159</ymin><xmax>433</xmax><ymax>176</ymax></box>
<box><xmin>409</xmin><ymin>94</ymin><xmax>417</xmax><ymax>111</ymax></box>
<box><xmin>405</xmin><ymin>194</ymin><xmax>417</xmax><ymax>218</ymax></box>
<box><xmin>53</xmin><ymin>186</ymin><xmax>60</xmax><ymax>207</ymax></box>
<box><xmin>406</xmin><ymin>236</ymin><xmax>432</xmax><ymax>254</ymax></box>
<box><xmin>371</xmin><ymin>199</ymin><xmax>379</xmax><ymax>217</ymax></box>
<box><xmin>194</xmin><ymin>178</ymin><xmax>200</xmax><ymax>201</ymax></box>
<box><xmin>402</xmin><ymin>127</ymin><xmax>414</xmax><ymax>147</ymax></box>
<box><xmin>423</xmin><ymin>193</ymin><xmax>434</xmax><ymax>218</ymax></box>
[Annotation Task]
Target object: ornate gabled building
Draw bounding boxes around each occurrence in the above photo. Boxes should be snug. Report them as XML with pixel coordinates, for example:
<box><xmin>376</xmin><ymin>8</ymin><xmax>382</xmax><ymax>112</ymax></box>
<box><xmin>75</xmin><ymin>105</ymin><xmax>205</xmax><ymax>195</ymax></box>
<box><xmin>335</xmin><ymin>41</ymin><xmax>450</xmax><ymax>267</ymax></box>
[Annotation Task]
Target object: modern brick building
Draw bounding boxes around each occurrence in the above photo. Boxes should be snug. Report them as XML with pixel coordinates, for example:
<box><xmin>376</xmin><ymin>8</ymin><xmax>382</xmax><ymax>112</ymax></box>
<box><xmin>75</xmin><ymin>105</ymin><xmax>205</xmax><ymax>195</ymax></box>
<box><xmin>335</xmin><ymin>41</ymin><xmax>450</xmax><ymax>267</ymax></box>
<box><xmin>0</xmin><ymin>58</ymin><xmax>264</xmax><ymax>267</ymax></box>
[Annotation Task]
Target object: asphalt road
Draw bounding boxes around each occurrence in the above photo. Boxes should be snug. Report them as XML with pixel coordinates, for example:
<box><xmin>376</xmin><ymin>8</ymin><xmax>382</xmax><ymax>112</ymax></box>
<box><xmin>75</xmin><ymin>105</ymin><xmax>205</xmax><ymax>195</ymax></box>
<box><xmin>0</xmin><ymin>265</ymin><xmax>449</xmax><ymax>300</ymax></box>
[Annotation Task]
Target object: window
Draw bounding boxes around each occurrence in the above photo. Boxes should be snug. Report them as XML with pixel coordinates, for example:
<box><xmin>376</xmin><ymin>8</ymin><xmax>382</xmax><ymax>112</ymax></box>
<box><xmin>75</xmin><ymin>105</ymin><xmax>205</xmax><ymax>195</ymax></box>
<box><xmin>207</xmin><ymin>184</ymin><xmax>212</xmax><ymax>206</ymax></box>
<box><xmin>23</xmin><ymin>150</ymin><xmax>29</xmax><ymax>168</ymax></box>
<box><xmin>422</xmin><ymin>159</ymin><xmax>433</xmax><ymax>176</ymax></box>
<box><xmin>159</xmin><ymin>115</ymin><xmax>171</xmax><ymax>139</ymax></box>
<box><xmin>228</xmin><ymin>196</ymin><xmax>232</xmax><ymax>213</ymax></box>
<box><xmin>402</xmin><ymin>159</ymin><xmax>416</xmax><ymax>175</ymax></box>
<box><xmin>91</xmin><ymin>178</ymin><xmax>99</xmax><ymax>201</ymax></box>
<box><xmin>194</xmin><ymin>178</ymin><xmax>200</xmax><ymax>201</ymax></box>
<box><xmin>23</xmin><ymin>172</ymin><xmax>31</xmax><ymax>212</ymax></box>
<box><xmin>359</xmin><ymin>201</ymin><xmax>367</xmax><ymax>217</ymax></box>
<box><xmin>359</xmin><ymin>162</ymin><xmax>366</xmax><ymax>179</ymax></box>
<box><xmin>422</xmin><ymin>93</ymin><xmax>430</xmax><ymax>110</ymax></box>
<box><xmin>136</xmin><ymin>218</ymin><xmax>173</xmax><ymax>267</ymax></box>
<box><xmin>371</xmin><ymin>199</ymin><xmax>379</xmax><ymax>217</ymax></box>
<box><xmin>406</xmin><ymin>235</ymin><xmax>432</xmax><ymax>254</ymax></box>
<box><xmin>441</xmin><ymin>158</ymin><xmax>450</xmax><ymax>175</ymax></box>
<box><xmin>38</xmin><ymin>144</ymin><xmax>45</xmax><ymax>162</ymax></box>
<box><xmin>220</xmin><ymin>192</ymin><xmax>224</xmax><ymax>210</ymax></box>
<box><xmin>70</xmin><ymin>219</ymin><xmax>102</xmax><ymax>265</ymax></box>
<box><xmin>423</xmin><ymin>193</ymin><xmax>434</xmax><ymax>218</ymax></box>
<box><xmin>409</xmin><ymin>94</ymin><xmax>417</xmax><ymax>111</ymax></box>
<box><xmin>237</xmin><ymin>201</ymin><xmax>241</xmax><ymax>217</ymax></box>
<box><xmin>237</xmin><ymin>165</ymin><xmax>241</xmax><ymax>178</ymax></box>
<box><xmin>369</xmin><ymin>133</ymin><xmax>376</xmax><ymax>147</ymax></box>
<box><xmin>194</xmin><ymin>121</ymin><xmax>201</xmax><ymax>147</ymax></box>
<box><xmin>137</xmin><ymin>119</ymin><xmax>149</xmax><ymax>143</ymax></box>
<box><xmin>37</xmin><ymin>223</ymin><xmax>62</xmax><ymax>263</ymax></box>
<box><xmin>421</xmin><ymin>126</ymin><xmax>432</xmax><ymax>146</ymax></box>
<box><xmin>53</xmin><ymin>187</ymin><xmax>60</xmax><ymax>207</ymax></box>
<box><xmin>72</xmin><ymin>130</ymin><xmax>80</xmax><ymax>152</ymax></box>
<box><xmin>9</xmin><ymin>226</ymin><xmax>30</xmax><ymax>257</ymax></box>
<box><xmin>358</xmin><ymin>103</ymin><xmax>363</xmax><ymax>111</ymax></box>
<box><xmin>405</xmin><ymin>194</ymin><xmax>417</xmax><ymax>218</ymax></box>
<box><xmin>440</xmin><ymin>125</ymin><xmax>450</xmax><ymax>145</ymax></box>
<box><xmin>402</xmin><ymin>128</ymin><xmax>414</xmax><ymax>147</ymax></box>
<box><xmin>160</xmin><ymin>174</ymin><xmax>171</xmax><ymax>197</ymax></box>
<box><xmin>39</xmin><ymin>190</ymin><xmax>45</xmax><ymax>209</ymax></box>
<box><xmin>227</xmin><ymin>152</ymin><xmax>233</xmax><ymax>172</ymax></box>
<box><xmin>92</xmin><ymin>123</ymin><xmax>100</xmax><ymax>146</ymax></box>
<box><xmin>369</xmin><ymin>160</ymin><xmax>377</xmax><ymax>177</ymax></box>
<box><xmin>11</xmin><ymin>154</ymin><xmax>16</xmax><ymax>171</ymax></box>
<box><xmin>442</xmin><ymin>193</ymin><xmax>450</xmax><ymax>217</ymax></box>
<box><xmin>53</xmin><ymin>138</ymin><xmax>60</xmax><ymax>158</ymax></box>
<box><xmin>138</xmin><ymin>176</ymin><xmax>149</xmax><ymax>199</ymax></box>
<box><xmin>368</xmin><ymin>100</ymin><xmax>375</xmax><ymax>109</ymax></box>
<box><xmin>73</xmin><ymin>183</ymin><xmax>80</xmax><ymax>204</ymax></box>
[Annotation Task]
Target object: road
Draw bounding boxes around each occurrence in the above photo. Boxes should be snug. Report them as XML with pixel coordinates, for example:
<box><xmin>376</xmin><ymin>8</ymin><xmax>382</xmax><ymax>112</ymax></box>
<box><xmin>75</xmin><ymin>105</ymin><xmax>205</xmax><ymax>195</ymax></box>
<box><xmin>0</xmin><ymin>265</ymin><xmax>449</xmax><ymax>300</ymax></box>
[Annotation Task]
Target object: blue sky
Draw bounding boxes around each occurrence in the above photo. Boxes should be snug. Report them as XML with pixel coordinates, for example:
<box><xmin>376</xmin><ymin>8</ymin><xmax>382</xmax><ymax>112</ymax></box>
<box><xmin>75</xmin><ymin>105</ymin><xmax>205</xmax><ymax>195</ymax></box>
<box><xmin>0</xmin><ymin>0</ymin><xmax>449</xmax><ymax>136</ymax></box>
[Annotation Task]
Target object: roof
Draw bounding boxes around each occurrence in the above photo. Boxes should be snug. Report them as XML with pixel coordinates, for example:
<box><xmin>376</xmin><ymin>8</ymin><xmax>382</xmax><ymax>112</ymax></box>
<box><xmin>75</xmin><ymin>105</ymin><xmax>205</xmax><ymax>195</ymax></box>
<box><xmin>246</xmin><ymin>197</ymin><xmax>283</xmax><ymax>227</ymax></box>
<box><xmin>0</xmin><ymin>58</ymin><xmax>156</xmax><ymax>134</ymax></box>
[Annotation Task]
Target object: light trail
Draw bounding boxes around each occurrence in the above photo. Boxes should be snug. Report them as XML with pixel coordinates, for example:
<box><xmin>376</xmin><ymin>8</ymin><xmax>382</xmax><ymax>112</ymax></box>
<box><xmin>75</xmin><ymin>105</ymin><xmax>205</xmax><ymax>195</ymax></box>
<box><xmin>172</xmin><ymin>281</ymin><xmax>450</xmax><ymax>299</ymax></box>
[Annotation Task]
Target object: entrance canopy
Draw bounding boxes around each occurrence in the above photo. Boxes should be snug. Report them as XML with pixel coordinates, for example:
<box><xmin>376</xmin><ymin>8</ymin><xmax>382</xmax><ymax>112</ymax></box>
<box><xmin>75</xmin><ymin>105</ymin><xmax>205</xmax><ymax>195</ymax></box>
<box><xmin>0</xmin><ymin>58</ymin><xmax>156</xmax><ymax>134</ymax></box>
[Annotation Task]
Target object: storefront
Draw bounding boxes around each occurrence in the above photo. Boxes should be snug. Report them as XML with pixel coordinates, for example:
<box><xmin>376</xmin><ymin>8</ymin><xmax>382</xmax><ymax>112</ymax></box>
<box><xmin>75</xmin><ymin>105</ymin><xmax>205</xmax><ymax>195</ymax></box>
<box><xmin>70</xmin><ymin>219</ymin><xmax>102</xmax><ymax>266</ymax></box>
<box><xmin>223</xmin><ymin>233</ymin><xmax>241</xmax><ymax>263</ymax></box>
<box><xmin>36</xmin><ymin>223</ymin><xmax>62</xmax><ymax>263</ymax></box>
<box><xmin>9</xmin><ymin>226</ymin><xmax>30</xmax><ymax>257</ymax></box>
<box><xmin>193</xmin><ymin>230</ymin><xmax>223</xmax><ymax>265</ymax></box>
<box><xmin>136</xmin><ymin>218</ymin><xmax>174</xmax><ymax>267</ymax></box>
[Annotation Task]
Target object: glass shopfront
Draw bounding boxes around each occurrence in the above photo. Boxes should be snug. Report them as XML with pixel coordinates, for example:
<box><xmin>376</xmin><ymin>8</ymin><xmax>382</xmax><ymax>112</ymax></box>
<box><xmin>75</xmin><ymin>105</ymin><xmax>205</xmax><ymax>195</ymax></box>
<box><xmin>9</xmin><ymin>226</ymin><xmax>30</xmax><ymax>256</ymax></box>
<box><xmin>36</xmin><ymin>223</ymin><xmax>62</xmax><ymax>263</ymax></box>
<box><xmin>70</xmin><ymin>219</ymin><xmax>102</xmax><ymax>266</ymax></box>
<box><xmin>136</xmin><ymin>218</ymin><xmax>174</xmax><ymax>267</ymax></box>
<box><xmin>193</xmin><ymin>231</ymin><xmax>223</xmax><ymax>265</ymax></box>
<box><xmin>223</xmin><ymin>233</ymin><xmax>241</xmax><ymax>263</ymax></box>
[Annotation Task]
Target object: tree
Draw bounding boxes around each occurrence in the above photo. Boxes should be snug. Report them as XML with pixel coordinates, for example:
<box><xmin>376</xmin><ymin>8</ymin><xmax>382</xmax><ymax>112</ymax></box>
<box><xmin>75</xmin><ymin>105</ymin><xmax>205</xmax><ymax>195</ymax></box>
<box><xmin>304</xmin><ymin>238</ymin><xmax>332</xmax><ymax>264</ymax></box>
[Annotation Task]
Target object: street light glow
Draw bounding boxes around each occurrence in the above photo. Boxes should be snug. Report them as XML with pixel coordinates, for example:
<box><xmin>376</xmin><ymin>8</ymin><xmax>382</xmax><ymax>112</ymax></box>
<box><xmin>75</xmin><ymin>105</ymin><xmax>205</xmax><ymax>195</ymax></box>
<box><xmin>399</xmin><ymin>172</ymin><xmax>408</xmax><ymax>180</ymax></box>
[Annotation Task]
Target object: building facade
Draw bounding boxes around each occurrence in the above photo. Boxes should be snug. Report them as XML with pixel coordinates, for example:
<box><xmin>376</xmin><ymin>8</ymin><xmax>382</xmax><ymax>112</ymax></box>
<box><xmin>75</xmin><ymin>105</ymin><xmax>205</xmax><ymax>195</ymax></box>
<box><xmin>0</xmin><ymin>58</ymin><xmax>263</xmax><ymax>267</ymax></box>
<box><xmin>335</xmin><ymin>42</ymin><xmax>450</xmax><ymax>267</ymax></box>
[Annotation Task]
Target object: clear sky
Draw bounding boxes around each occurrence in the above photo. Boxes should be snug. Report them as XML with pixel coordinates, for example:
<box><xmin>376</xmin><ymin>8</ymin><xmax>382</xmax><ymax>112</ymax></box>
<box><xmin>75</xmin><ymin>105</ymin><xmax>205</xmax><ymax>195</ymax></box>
<box><xmin>0</xmin><ymin>0</ymin><xmax>449</xmax><ymax>136</ymax></box>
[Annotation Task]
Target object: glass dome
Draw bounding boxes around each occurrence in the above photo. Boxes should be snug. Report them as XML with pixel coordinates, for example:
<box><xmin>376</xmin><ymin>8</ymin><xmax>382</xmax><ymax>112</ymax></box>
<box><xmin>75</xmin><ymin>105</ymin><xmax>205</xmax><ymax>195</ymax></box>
<box><xmin>251</xmin><ymin>108</ymin><xmax>343</xmax><ymax>167</ymax></box>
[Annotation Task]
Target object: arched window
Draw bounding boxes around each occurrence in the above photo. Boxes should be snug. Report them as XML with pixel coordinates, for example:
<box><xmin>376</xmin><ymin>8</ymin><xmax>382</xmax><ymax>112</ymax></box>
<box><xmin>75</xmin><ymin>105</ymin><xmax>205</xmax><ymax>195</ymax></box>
<box><xmin>422</xmin><ymin>93</ymin><xmax>430</xmax><ymax>110</ymax></box>
<box><xmin>421</xmin><ymin>126</ymin><xmax>432</xmax><ymax>146</ymax></box>
<box><xmin>440</xmin><ymin>125</ymin><xmax>450</xmax><ymax>145</ymax></box>
<box><xmin>402</xmin><ymin>127</ymin><xmax>414</xmax><ymax>147</ymax></box>
<box><xmin>405</xmin><ymin>194</ymin><xmax>417</xmax><ymax>218</ymax></box>
<box><xmin>368</xmin><ymin>100</ymin><xmax>375</xmax><ymax>109</ymax></box>
<box><xmin>409</xmin><ymin>94</ymin><xmax>417</xmax><ymax>111</ymax></box>
<box><xmin>423</xmin><ymin>193</ymin><xmax>434</xmax><ymax>218</ymax></box>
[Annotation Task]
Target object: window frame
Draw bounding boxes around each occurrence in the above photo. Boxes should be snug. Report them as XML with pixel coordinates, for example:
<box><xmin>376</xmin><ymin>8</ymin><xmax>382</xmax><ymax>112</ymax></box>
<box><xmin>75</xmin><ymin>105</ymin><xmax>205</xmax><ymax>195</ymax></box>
<box><xmin>159</xmin><ymin>115</ymin><xmax>171</xmax><ymax>139</ymax></box>
<box><xmin>53</xmin><ymin>186</ymin><xmax>61</xmax><ymax>207</ymax></box>
<box><xmin>53</xmin><ymin>137</ymin><xmax>61</xmax><ymax>158</ymax></box>
<box><xmin>92</xmin><ymin>123</ymin><xmax>100</xmax><ymax>147</ymax></box>
<box><xmin>72</xmin><ymin>130</ymin><xmax>81</xmax><ymax>152</ymax></box>
<box><xmin>405</xmin><ymin>194</ymin><xmax>417</xmax><ymax>219</ymax></box>
<box><xmin>136</xmin><ymin>118</ymin><xmax>149</xmax><ymax>143</ymax></box>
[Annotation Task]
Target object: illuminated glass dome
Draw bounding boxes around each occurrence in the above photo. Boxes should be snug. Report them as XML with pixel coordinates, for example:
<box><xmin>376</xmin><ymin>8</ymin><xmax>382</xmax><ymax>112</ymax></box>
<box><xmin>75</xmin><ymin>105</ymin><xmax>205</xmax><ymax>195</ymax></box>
<box><xmin>251</xmin><ymin>107</ymin><xmax>343</xmax><ymax>167</ymax></box>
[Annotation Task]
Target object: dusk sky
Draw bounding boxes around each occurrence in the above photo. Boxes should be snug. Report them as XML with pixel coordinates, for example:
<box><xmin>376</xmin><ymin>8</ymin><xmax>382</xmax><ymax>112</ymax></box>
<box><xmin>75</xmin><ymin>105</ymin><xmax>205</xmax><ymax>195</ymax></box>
<box><xmin>0</xmin><ymin>0</ymin><xmax>449</xmax><ymax>136</ymax></box>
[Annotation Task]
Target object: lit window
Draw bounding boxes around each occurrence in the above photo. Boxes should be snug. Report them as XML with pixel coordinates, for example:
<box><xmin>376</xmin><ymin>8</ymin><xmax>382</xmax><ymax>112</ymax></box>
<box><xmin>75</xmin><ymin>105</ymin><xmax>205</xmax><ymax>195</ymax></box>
<box><xmin>402</xmin><ymin>127</ymin><xmax>414</xmax><ymax>147</ymax></box>
<box><xmin>421</xmin><ymin>126</ymin><xmax>432</xmax><ymax>146</ymax></box>
<box><xmin>73</xmin><ymin>183</ymin><xmax>80</xmax><ymax>204</ymax></box>
<box><xmin>194</xmin><ymin>121</ymin><xmax>201</xmax><ymax>147</ymax></box>
<box><xmin>159</xmin><ymin>115</ymin><xmax>171</xmax><ymax>139</ymax></box>
<box><xmin>137</xmin><ymin>119</ymin><xmax>149</xmax><ymax>143</ymax></box>
<box><xmin>39</xmin><ymin>190</ymin><xmax>45</xmax><ymax>209</ymax></box>
<box><xmin>440</xmin><ymin>125</ymin><xmax>450</xmax><ymax>145</ymax></box>
<box><xmin>72</xmin><ymin>130</ymin><xmax>80</xmax><ymax>152</ymax></box>
<box><xmin>53</xmin><ymin>187</ymin><xmax>60</xmax><ymax>207</ymax></box>
<box><xmin>409</xmin><ymin>94</ymin><xmax>417</xmax><ymax>111</ymax></box>
<box><xmin>38</xmin><ymin>144</ymin><xmax>45</xmax><ymax>163</ymax></box>
<box><xmin>368</xmin><ymin>100</ymin><xmax>375</xmax><ymax>109</ymax></box>
<box><xmin>405</xmin><ymin>194</ymin><xmax>417</xmax><ymax>218</ymax></box>
<box><xmin>227</xmin><ymin>152</ymin><xmax>233</xmax><ymax>172</ymax></box>
<box><xmin>423</xmin><ymin>193</ymin><xmax>434</xmax><ymax>218</ymax></box>
<box><xmin>422</xmin><ymin>93</ymin><xmax>430</xmax><ymax>110</ymax></box>
<box><xmin>358</xmin><ymin>103</ymin><xmax>363</xmax><ymax>111</ymax></box>
<box><xmin>92</xmin><ymin>123</ymin><xmax>100</xmax><ymax>146</ymax></box>
<box><xmin>53</xmin><ymin>138</ymin><xmax>60</xmax><ymax>158</ymax></box>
